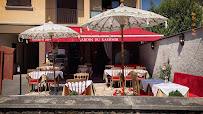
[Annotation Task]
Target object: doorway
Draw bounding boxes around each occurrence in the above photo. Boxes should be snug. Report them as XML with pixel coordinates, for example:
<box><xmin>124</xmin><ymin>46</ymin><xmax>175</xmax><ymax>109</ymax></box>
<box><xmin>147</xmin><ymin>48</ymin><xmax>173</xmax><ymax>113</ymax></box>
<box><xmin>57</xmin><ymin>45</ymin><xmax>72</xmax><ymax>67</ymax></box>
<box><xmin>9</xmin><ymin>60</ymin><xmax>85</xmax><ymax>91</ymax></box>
<box><xmin>91</xmin><ymin>43</ymin><xmax>109</xmax><ymax>75</ymax></box>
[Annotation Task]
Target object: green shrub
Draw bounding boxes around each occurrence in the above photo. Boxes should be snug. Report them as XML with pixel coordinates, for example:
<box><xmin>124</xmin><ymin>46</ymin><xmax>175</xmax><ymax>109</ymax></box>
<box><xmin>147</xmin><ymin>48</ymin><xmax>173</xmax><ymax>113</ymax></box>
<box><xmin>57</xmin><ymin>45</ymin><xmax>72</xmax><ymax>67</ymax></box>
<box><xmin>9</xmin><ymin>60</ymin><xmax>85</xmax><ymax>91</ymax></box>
<box><xmin>69</xmin><ymin>91</ymin><xmax>79</xmax><ymax>96</ymax></box>
<box><xmin>169</xmin><ymin>90</ymin><xmax>184</xmax><ymax>97</ymax></box>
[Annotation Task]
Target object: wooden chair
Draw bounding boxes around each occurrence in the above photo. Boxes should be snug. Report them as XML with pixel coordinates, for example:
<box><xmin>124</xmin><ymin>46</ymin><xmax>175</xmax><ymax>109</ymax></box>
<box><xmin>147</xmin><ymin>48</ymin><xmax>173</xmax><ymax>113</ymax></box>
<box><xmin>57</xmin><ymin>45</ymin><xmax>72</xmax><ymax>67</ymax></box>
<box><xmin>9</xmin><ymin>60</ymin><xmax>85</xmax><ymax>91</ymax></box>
<box><xmin>66</xmin><ymin>78</ymin><xmax>87</xmax><ymax>95</ymax></box>
<box><xmin>105</xmin><ymin>65</ymin><xmax>114</xmax><ymax>69</ymax></box>
<box><xmin>124</xmin><ymin>67</ymin><xmax>135</xmax><ymax>87</ymax></box>
<box><xmin>26</xmin><ymin>69</ymin><xmax>41</xmax><ymax>93</ymax></box>
<box><xmin>78</xmin><ymin>65</ymin><xmax>87</xmax><ymax>68</ymax></box>
<box><xmin>74</xmin><ymin>73</ymin><xmax>89</xmax><ymax>80</ymax></box>
<box><xmin>42</xmin><ymin>69</ymin><xmax>58</xmax><ymax>92</ymax></box>
<box><xmin>78</xmin><ymin>65</ymin><xmax>88</xmax><ymax>73</ymax></box>
<box><xmin>136</xmin><ymin>66</ymin><xmax>146</xmax><ymax>70</ymax></box>
<box><xmin>110</xmin><ymin>67</ymin><xmax>122</xmax><ymax>88</ymax></box>
<box><xmin>131</xmin><ymin>71</ymin><xmax>140</xmax><ymax>96</ymax></box>
<box><xmin>136</xmin><ymin>66</ymin><xmax>147</xmax><ymax>80</ymax></box>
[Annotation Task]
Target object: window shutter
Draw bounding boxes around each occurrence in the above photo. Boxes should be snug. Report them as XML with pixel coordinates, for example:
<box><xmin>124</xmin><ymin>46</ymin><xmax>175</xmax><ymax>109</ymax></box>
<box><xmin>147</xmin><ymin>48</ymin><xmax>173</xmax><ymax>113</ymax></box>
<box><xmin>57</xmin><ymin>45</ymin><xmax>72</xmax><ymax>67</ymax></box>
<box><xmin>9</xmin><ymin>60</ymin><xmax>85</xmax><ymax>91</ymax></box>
<box><xmin>7</xmin><ymin>0</ymin><xmax>31</xmax><ymax>6</ymax></box>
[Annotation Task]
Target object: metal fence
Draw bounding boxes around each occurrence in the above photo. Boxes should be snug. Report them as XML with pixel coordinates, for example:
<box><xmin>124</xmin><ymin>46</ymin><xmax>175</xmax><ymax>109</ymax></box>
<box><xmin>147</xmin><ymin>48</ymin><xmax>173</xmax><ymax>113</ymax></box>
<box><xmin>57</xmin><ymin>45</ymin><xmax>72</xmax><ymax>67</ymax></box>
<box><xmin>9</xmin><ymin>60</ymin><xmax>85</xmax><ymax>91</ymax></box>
<box><xmin>46</xmin><ymin>8</ymin><xmax>78</xmax><ymax>24</ymax></box>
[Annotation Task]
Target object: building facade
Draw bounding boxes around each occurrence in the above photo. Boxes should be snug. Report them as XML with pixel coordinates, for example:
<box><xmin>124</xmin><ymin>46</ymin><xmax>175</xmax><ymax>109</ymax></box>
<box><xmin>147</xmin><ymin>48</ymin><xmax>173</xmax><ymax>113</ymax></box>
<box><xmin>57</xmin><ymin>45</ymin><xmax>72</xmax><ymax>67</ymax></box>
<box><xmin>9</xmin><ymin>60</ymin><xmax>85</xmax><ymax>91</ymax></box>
<box><xmin>0</xmin><ymin>0</ymin><xmax>142</xmax><ymax>74</ymax></box>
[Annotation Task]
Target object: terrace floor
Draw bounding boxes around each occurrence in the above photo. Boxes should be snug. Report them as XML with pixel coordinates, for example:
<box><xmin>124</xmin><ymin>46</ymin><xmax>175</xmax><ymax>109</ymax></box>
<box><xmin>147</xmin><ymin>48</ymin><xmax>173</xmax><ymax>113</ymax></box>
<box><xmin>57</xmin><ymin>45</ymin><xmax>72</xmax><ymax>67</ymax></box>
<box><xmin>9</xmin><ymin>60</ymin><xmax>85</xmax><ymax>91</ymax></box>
<box><xmin>2</xmin><ymin>74</ymin><xmax>124</xmax><ymax>96</ymax></box>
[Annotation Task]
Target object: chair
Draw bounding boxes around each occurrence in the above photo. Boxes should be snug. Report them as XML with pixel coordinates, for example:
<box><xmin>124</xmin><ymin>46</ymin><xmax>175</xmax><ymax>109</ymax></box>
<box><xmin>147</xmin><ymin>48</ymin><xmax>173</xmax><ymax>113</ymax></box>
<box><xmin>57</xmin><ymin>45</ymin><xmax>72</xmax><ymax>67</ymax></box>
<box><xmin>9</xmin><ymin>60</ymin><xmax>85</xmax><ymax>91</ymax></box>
<box><xmin>74</xmin><ymin>73</ymin><xmax>89</xmax><ymax>80</ymax></box>
<box><xmin>66</xmin><ymin>78</ymin><xmax>87</xmax><ymax>95</ymax></box>
<box><xmin>110</xmin><ymin>67</ymin><xmax>122</xmax><ymax>88</ymax></box>
<box><xmin>136</xmin><ymin>66</ymin><xmax>146</xmax><ymax>70</ymax></box>
<box><xmin>26</xmin><ymin>69</ymin><xmax>41</xmax><ymax>93</ymax></box>
<box><xmin>78</xmin><ymin>65</ymin><xmax>87</xmax><ymax>68</ymax></box>
<box><xmin>136</xmin><ymin>66</ymin><xmax>147</xmax><ymax>80</ymax></box>
<box><xmin>78</xmin><ymin>65</ymin><xmax>88</xmax><ymax>73</ymax></box>
<box><xmin>131</xmin><ymin>71</ymin><xmax>140</xmax><ymax>96</ymax></box>
<box><xmin>42</xmin><ymin>69</ymin><xmax>58</xmax><ymax>92</ymax></box>
<box><xmin>105</xmin><ymin>65</ymin><xmax>114</xmax><ymax>69</ymax></box>
<box><xmin>124</xmin><ymin>67</ymin><xmax>135</xmax><ymax>87</ymax></box>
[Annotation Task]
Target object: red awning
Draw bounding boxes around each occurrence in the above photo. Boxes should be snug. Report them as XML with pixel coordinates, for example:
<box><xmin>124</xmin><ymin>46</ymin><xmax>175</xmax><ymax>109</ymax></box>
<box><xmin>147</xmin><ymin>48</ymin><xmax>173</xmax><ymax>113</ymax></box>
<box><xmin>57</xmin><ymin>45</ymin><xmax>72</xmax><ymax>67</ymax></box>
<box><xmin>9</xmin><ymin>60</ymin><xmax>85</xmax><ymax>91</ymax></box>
<box><xmin>30</xmin><ymin>27</ymin><xmax>163</xmax><ymax>42</ymax></box>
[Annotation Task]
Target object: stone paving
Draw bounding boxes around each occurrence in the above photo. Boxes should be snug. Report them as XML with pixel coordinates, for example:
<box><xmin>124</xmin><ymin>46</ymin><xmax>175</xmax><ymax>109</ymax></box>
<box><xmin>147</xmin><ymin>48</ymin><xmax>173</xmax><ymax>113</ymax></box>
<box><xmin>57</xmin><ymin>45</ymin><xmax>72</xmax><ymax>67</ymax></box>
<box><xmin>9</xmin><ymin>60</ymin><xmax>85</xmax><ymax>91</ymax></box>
<box><xmin>2</xmin><ymin>74</ymin><xmax>128</xmax><ymax>96</ymax></box>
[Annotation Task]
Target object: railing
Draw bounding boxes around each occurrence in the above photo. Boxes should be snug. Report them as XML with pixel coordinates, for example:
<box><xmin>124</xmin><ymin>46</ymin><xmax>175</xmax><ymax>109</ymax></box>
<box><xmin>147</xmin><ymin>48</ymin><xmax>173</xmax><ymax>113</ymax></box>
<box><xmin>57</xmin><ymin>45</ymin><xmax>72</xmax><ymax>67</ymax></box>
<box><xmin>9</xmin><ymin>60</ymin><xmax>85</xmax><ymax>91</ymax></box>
<box><xmin>57</xmin><ymin>8</ymin><xmax>77</xmax><ymax>24</ymax></box>
<box><xmin>46</xmin><ymin>8</ymin><xmax>78</xmax><ymax>24</ymax></box>
<box><xmin>90</xmin><ymin>10</ymin><xmax>103</xmax><ymax>17</ymax></box>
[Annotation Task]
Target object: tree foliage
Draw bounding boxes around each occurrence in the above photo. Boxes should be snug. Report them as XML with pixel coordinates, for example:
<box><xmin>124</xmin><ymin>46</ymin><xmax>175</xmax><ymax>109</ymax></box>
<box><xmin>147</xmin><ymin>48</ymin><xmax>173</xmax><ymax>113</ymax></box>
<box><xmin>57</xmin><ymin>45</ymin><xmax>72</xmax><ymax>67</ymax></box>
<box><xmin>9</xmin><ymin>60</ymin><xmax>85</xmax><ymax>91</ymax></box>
<box><xmin>144</xmin><ymin>0</ymin><xmax>203</xmax><ymax>36</ymax></box>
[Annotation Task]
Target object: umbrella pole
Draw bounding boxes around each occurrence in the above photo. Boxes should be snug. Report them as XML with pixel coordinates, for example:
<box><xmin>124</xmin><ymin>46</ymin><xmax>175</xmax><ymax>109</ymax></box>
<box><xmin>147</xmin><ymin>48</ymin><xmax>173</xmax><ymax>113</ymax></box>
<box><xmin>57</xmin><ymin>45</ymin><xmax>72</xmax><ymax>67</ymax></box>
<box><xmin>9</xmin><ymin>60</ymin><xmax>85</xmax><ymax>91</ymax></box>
<box><xmin>51</xmin><ymin>35</ymin><xmax>57</xmax><ymax>95</ymax></box>
<box><xmin>121</xmin><ymin>24</ymin><xmax>125</xmax><ymax>88</ymax></box>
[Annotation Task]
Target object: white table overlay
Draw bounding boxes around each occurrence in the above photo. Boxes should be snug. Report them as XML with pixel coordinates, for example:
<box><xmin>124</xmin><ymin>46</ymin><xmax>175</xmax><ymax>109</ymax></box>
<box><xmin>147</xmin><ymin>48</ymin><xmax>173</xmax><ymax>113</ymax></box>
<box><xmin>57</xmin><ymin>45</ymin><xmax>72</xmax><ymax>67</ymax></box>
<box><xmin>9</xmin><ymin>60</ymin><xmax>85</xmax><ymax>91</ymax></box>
<box><xmin>152</xmin><ymin>82</ymin><xmax>189</xmax><ymax>97</ymax></box>
<box><xmin>65</xmin><ymin>80</ymin><xmax>92</xmax><ymax>95</ymax></box>
<box><xmin>28</xmin><ymin>71</ymin><xmax>63</xmax><ymax>79</ymax></box>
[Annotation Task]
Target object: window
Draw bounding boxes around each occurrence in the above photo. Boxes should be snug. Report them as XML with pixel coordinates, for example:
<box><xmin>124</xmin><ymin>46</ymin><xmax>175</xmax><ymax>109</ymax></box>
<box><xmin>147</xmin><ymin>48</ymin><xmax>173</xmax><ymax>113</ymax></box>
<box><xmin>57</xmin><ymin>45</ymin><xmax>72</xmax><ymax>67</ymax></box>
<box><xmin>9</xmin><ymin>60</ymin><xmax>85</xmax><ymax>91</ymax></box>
<box><xmin>6</xmin><ymin>0</ymin><xmax>31</xmax><ymax>6</ymax></box>
<box><xmin>112</xmin><ymin>1</ymin><xmax>120</xmax><ymax>8</ymax></box>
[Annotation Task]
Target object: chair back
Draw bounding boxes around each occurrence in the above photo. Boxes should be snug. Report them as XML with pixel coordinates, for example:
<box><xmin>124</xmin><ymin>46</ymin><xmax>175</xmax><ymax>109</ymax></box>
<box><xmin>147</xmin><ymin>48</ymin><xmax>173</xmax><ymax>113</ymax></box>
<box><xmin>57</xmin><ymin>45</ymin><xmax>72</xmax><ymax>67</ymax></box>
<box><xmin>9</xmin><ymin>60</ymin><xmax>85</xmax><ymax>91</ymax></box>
<box><xmin>136</xmin><ymin>66</ymin><xmax>146</xmax><ymax>70</ymax></box>
<box><xmin>74</xmin><ymin>73</ymin><xmax>89</xmax><ymax>80</ymax></box>
<box><xmin>27</xmin><ymin>69</ymin><xmax>40</xmax><ymax>80</ymax></box>
<box><xmin>39</xmin><ymin>66</ymin><xmax>59</xmax><ymax>71</ymax></box>
<box><xmin>41</xmin><ymin>69</ymin><xmax>56</xmax><ymax>80</ymax></box>
<box><xmin>27</xmin><ymin>69</ymin><xmax>39</xmax><ymax>73</ymax></box>
<box><xmin>84</xmin><ymin>63</ymin><xmax>92</xmax><ymax>67</ymax></box>
<box><xmin>131</xmin><ymin>71</ymin><xmax>140</xmax><ymax>96</ymax></box>
<box><xmin>124</xmin><ymin>67</ymin><xmax>134</xmax><ymax>69</ymax></box>
<box><xmin>66</xmin><ymin>78</ymin><xmax>87</xmax><ymax>95</ymax></box>
<box><xmin>105</xmin><ymin>65</ymin><xmax>114</xmax><ymax>69</ymax></box>
<box><xmin>78</xmin><ymin>65</ymin><xmax>87</xmax><ymax>68</ymax></box>
<box><xmin>111</xmin><ymin>69</ymin><xmax>121</xmax><ymax>81</ymax></box>
<box><xmin>111</xmin><ymin>67</ymin><xmax>121</xmax><ymax>69</ymax></box>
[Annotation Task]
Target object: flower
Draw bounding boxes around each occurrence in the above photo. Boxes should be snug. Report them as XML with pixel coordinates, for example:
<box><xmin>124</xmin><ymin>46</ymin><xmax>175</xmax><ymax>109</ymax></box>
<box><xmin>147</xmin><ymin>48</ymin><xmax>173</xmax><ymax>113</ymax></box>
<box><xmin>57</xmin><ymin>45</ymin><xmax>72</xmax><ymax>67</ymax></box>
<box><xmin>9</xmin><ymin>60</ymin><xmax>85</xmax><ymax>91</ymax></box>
<box><xmin>113</xmin><ymin>88</ymin><xmax>133</xmax><ymax>96</ymax></box>
<box><xmin>162</xmin><ymin>66</ymin><xmax>166</xmax><ymax>70</ymax></box>
<box><xmin>158</xmin><ymin>58</ymin><xmax>172</xmax><ymax>80</ymax></box>
<box><xmin>122</xmin><ymin>88</ymin><xmax>125</xmax><ymax>91</ymax></box>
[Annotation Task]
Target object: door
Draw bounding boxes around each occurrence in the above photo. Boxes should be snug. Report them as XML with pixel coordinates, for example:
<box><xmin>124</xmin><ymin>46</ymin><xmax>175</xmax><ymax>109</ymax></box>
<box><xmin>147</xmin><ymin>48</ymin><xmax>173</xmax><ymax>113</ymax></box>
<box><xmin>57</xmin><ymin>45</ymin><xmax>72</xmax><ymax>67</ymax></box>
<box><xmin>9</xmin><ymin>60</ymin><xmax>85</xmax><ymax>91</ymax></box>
<box><xmin>68</xmin><ymin>43</ymin><xmax>80</xmax><ymax>74</ymax></box>
<box><xmin>91</xmin><ymin>43</ymin><xmax>109</xmax><ymax>74</ymax></box>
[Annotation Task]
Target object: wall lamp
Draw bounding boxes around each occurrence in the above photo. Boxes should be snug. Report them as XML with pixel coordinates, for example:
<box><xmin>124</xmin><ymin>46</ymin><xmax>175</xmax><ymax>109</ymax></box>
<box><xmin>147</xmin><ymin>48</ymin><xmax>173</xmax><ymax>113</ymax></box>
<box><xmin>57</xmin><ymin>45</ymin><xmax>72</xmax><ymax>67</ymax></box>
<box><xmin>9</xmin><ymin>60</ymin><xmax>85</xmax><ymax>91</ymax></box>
<box><xmin>179</xmin><ymin>33</ymin><xmax>184</xmax><ymax>45</ymax></box>
<box><xmin>151</xmin><ymin>42</ymin><xmax>155</xmax><ymax>50</ymax></box>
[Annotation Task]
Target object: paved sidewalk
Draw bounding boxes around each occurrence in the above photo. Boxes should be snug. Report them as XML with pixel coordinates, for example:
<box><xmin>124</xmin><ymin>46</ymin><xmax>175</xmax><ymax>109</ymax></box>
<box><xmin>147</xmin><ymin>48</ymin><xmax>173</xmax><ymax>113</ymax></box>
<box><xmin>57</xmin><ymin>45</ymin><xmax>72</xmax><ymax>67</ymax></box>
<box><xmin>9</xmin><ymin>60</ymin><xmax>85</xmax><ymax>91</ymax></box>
<box><xmin>2</xmin><ymin>74</ymin><xmax>28</xmax><ymax>96</ymax></box>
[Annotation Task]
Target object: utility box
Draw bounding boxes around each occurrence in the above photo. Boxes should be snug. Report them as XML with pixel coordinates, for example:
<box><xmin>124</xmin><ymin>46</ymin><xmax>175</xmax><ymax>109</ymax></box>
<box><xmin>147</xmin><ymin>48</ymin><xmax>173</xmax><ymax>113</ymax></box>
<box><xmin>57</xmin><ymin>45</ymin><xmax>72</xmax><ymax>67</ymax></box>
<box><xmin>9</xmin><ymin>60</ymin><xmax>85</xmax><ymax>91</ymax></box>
<box><xmin>0</xmin><ymin>46</ymin><xmax>14</xmax><ymax>95</ymax></box>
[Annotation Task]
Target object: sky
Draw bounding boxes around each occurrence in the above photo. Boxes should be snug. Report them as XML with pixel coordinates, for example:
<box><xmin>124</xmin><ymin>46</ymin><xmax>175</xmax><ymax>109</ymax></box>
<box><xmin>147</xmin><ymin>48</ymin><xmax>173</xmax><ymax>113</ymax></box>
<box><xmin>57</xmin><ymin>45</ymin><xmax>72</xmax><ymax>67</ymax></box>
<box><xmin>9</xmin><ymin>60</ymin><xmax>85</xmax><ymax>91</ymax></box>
<box><xmin>142</xmin><ymin>0</ymin><xmax>163</xmax><ymax>10</ymax></box>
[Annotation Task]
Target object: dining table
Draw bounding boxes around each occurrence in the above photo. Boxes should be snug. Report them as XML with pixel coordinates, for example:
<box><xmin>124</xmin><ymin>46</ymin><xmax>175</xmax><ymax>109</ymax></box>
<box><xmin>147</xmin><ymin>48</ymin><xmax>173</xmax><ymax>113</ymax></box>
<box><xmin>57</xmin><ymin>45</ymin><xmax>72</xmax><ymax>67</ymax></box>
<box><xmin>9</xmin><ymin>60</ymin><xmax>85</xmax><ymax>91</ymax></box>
<box><xmin>28</xmin><ymin>71</ymin><xmax>63</xmax><ymax>79</ymax></box>
<box><xmin>103</xmin><ymin>69</ymin><xmax>149</xmax><ymax>83</ymax></box>
<box><xmin>62</xmin><ymin>80</ymin><xmax>95</xmax><ymax>96</ymax></box>
<box><xmin>140</xmin><ymin>79</ymin><xmax>189</xmax><ymax>97</ymax></box>
<box><xmin>37</xmin><ymin>66</ymin><xmax>64</xmax><ymax>71</ymax></box>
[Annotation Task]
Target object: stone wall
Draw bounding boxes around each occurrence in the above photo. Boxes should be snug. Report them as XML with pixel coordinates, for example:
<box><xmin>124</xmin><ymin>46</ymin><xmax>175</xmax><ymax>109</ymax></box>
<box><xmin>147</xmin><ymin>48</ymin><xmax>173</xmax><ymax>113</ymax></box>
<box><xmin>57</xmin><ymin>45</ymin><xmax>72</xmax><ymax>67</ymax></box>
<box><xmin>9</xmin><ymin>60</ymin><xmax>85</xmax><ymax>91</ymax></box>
<box><xmin>0</xmin><ymin>96</ymin><xmax>202</xmax><ymax>113</ymax></box>
<box><xmin>139</xmin><ymin>28</ymin><xmax>203</xmax><ymax>81</ymax></box>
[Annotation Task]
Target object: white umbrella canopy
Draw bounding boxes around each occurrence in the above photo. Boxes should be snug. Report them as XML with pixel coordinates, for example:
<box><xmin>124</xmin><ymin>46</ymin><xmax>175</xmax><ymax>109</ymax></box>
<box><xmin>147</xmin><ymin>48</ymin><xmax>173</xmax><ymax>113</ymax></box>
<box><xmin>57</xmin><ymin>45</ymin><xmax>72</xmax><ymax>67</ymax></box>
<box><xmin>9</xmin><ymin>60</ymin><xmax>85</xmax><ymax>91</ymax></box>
<box><xmin>82</xmin><ymin>3</ymin><xmax>168</xmax><ymax>32</ymax></box>
<box><xmin>82</xmin><ymin>0</ymin><xmax>168</xmax><ymax>89</ymax></box>
<box><xmin>19</xmin><ymin>21</ymin><xmax>79</xmax><ymax>40</ymax></box>
<box><xmin>19</xmin><ymin>21</ymin><xmax>80</xmax><ymax>94</ymax></box>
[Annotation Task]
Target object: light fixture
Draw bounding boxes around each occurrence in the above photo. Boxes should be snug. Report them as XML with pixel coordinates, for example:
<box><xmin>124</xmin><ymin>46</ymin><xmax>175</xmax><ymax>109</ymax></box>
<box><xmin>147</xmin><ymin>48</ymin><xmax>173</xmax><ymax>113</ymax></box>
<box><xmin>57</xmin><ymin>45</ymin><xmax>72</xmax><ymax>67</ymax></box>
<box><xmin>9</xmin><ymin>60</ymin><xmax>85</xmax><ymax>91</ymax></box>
<box><xmin>179</xmin><ymin>33</ymin><xmax>184</xmax><ymax>45</ymax></box>
<box><xmin>151</xmin><ymin>42</ymin><xmax>155</xmax><ymax>50</ymax></box>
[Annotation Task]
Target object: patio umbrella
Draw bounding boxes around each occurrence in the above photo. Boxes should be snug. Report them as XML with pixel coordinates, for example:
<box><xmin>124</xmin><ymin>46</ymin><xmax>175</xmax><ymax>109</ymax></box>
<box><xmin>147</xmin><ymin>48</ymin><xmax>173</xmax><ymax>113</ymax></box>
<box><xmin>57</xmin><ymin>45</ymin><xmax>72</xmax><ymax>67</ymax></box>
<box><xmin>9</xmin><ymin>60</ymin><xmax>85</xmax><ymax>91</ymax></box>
<box><xmin>82</xmin><ymin>0</ymin><xmax>168</xmax><ymax>88</ymax></box>
<box><xmin>19</xmin><ymin>21</ymin><xmax>80</xmax><ymax>94</ymax></box>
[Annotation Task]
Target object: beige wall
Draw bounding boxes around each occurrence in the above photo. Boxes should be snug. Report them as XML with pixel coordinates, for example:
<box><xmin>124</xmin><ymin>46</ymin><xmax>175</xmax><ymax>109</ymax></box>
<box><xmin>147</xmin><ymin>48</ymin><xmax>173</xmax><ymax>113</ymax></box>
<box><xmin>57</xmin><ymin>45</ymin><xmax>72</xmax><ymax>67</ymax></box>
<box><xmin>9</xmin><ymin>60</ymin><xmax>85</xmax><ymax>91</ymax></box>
<box><xmin>0</xmin><ymin>0</ymin><xmax>46</xmax><ymax>24</ymax></box>
<box><xmin>139</xmin><ymin>28</ymin><xmax>203</xmax><ymax>81</ymax></box>
<box><xmin>39</xmin><ymin>42</ymin><xmax>45</xmax><ymax>67</ymax></box>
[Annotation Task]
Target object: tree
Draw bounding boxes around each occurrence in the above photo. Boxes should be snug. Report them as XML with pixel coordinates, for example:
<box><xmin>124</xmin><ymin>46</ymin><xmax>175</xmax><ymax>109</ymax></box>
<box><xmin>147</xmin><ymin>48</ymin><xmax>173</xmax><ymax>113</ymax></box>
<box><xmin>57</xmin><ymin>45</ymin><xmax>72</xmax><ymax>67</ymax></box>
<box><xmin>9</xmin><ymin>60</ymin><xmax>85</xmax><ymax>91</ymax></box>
<box><xmin>144</xmin><ymin>0</ymin><xmax>203</xmax><ymax>36</ymax></box>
